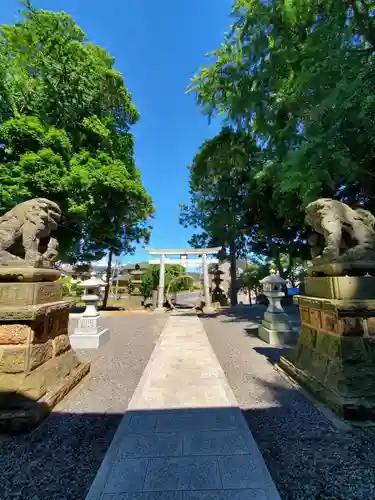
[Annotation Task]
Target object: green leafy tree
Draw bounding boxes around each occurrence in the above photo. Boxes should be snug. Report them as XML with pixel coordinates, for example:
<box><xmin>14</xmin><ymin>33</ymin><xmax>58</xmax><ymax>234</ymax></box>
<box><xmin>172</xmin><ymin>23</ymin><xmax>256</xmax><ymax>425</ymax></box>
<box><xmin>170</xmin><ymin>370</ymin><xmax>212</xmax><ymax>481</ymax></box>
<box><xmin>57</xmin><ymin>276</ymin><xmax>81</xmax><ymax>298</ymax></box>
<box><xmin>180</xmin><ymin>124</ymin><xmax>309</xmax><ymax>298</ymax></box>
<box><xmin>140</xmin><ymin>264</ymin><xmax>192</xmax><ymax>301</ymax></box>
<box><xmin>188</xmin><ymin>0</ymin><xmax>375</xmax><ymax>212</ymax></box>
<box><xmin>0</xmin><ymin>3</ymin><xmax>153</xmax><ymax>276</ymax></box>
<box><xmin>180</xmin><ymin>127</ymin><xmax>260</xmax><ymax>305</ymax></box>
<box><xmin>240</xmin><ymin>263</ymin><xmax>269</xmax><ymax>303</ymax></box>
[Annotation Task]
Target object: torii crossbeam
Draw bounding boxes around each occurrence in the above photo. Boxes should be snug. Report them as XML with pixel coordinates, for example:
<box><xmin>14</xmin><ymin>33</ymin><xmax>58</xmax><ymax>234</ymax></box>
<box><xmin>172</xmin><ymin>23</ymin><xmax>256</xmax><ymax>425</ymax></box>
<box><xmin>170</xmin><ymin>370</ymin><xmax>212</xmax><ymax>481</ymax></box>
<box><xmin>146</xmin><ymin>247</ymin><xmax>221</xmax><ymax>309</ymax></box>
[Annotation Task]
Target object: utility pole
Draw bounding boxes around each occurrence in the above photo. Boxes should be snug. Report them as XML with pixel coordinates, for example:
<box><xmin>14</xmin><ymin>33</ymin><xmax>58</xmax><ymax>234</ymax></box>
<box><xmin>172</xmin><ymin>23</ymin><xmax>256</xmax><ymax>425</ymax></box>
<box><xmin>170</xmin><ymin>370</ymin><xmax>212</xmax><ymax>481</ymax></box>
<box><xmin>114</xmin><ymin>259</ymin><xmax>121</xmax><ymax>300</ymax></box>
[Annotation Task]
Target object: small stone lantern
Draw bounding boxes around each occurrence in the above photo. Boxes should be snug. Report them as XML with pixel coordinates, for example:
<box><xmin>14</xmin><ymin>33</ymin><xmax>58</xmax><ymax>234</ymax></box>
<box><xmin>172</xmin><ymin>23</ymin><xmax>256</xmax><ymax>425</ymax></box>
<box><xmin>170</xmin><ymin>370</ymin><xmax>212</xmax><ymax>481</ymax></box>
<box><xmin>69</xmin><ymin>272</ymin><xmax>109</xmax><ymax>349</ymax></box>
<box><xmin>129</xmin><ymin>264</ymin><xmax>146</xmax><ymax>295</ymax></box>
<box><xmin>209</xmin><ymin>264</ymin><xmax>228</xmax><ymax>306</ymax></box>
<box><xmin>258</xmin><ymin>274</ymin><xmax>297</xmax><ymax>346</ymax></box>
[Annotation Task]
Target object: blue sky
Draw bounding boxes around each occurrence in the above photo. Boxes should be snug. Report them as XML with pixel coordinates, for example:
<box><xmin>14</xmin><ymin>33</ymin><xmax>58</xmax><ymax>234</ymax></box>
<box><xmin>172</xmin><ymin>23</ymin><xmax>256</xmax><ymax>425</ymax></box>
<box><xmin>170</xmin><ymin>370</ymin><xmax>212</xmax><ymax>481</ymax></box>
<box><xmin>1</xmin><ymin>0</ymin><xmax>233</xmax><ymax>265</ymax></box>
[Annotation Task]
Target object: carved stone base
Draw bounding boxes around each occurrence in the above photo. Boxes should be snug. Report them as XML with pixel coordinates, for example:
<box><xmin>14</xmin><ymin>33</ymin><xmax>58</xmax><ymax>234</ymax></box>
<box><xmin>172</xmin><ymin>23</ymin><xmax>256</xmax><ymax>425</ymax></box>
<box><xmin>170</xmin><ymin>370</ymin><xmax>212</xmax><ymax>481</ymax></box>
<box><xmin>212</xmin><ymin>292</ymin><xmax>228</xmax><ymax>306</ymax></box>
<box><xmin>0</xmin><ymin>265</ymin><xmax>61</xmax><ymax>283</ymax></box>
<box><xmin>70</xmin><ymin>311</ymin><xmax>110</xmax><ymax>349</ymax></box>
<box><xmin>0</xmin><ymin>279</ymin><xmax>90</xmax><ymax>432</ymax></box>
<box><xmin>258</xmin><ymin>311</ymin><xmax>298</xmax><ymax>346</ymax></box>
<box><xmin>69</xmin><ymin>329</ymin><xmax>109</xmax><ymax>349</ymax></box>
<box><xmin>278</xmin><ymin>356</ymin><xmax>375</xmax><ymax>420</ymax></box>
<box><xmin>0</xmin><ymin>352</ymin><xmax>90</xmax><ymax>433</ymax></box>
<box><xmin>307</xmin><ymin>261</ymin><xmax>375</xmax><ymax>277</ymax></box>
<box><xmin>305</xmin><ymin>276</ymin><xmax>375</xmax><ymax>300</ymax></box>
<box><xmin>284</xmin><ymin>293</ymin><xmax>375</xmax><ymax>420</ymax></box>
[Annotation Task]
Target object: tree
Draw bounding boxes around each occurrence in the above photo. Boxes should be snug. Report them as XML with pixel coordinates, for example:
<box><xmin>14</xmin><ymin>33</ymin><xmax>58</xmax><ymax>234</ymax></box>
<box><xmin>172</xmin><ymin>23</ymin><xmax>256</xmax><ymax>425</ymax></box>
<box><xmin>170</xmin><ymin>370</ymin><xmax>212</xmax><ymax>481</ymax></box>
<box><xmin>184</xmin><ymin>0</ymin><xmax>375</xmax><ymax>287</ymax></box>
<box><xmin>187</xmin><ymin>0</ymin><xmax>375</xmax><ymax>211</ymax></box>
<box><xmin>0</xmin><ymin>3</ymin><xmax>153</xmax><ymax>270</ymax></box>
<box><xmin>140</xmin><ymin>264</ymin><xmax>192</xmax><ymax>302</ymax></box>
<box><xmin>240</xmin><ymin>263</ymin><xmax>269</xmax><ymax>303</ymax></box>
<box><xmin>181</xmin><ymin>125</ymin><xmax>309</xmax><ymax>294</ymax></box>
<box><xmin>180</xmin><ymin>127</ymin><xmax>260</xmax><ymax>305</ymax></box>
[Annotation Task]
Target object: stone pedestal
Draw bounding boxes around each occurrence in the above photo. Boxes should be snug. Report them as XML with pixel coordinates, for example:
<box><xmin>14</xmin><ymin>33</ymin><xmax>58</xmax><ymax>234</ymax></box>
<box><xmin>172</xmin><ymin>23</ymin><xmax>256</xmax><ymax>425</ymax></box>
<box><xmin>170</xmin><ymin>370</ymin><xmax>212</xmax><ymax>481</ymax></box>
<box><xmin>0</xmin><ymin>274</ymin><xmax>90</xmax><ymax>433</ymax></box>
<box><xmin>280</xmin><ymin>276</ymin><xmax>375</xmax><ymax>420</ymax></box>
<box><xmin>258</xmin><ymin>309</ymin><xmax>297</xmax><ymax>346</ymax></box>
<box><xmin>258</xmin><ymin>276</ymin><xmax>297</xmax><ymax>346</ymax></box>
<box><xmin>69</xmin><ymin>294</ymin><xmax>109</xmax><ymax>349</ymax></box>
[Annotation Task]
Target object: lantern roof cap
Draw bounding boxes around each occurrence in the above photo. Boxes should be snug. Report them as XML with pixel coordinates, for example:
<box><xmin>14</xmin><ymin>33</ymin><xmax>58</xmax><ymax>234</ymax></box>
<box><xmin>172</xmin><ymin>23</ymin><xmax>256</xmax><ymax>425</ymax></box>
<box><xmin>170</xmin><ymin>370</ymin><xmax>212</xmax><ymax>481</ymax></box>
<box><xmin>130</xmin><ymin>269</ymin><xmax>146</xmax><ymax>276</ymax></box>
<box><xmin>260</xmin><ymin>274</ymin><xmax>287</xmax><ymax>285</ymax></box>
<box><xmin>78</xmin><ymin>271</ymin><xmax>106</xmax><ymax>287</ymax></box>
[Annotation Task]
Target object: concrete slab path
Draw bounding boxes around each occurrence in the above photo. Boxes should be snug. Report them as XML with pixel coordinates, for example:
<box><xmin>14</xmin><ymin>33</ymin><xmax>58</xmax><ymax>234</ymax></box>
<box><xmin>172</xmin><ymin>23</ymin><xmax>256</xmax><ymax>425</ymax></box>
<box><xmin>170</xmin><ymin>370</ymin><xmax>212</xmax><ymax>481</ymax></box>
<box><xmin>86</xmin><ymin>313</ymin><xmax>281</xmax><ymax>500</ymax></box>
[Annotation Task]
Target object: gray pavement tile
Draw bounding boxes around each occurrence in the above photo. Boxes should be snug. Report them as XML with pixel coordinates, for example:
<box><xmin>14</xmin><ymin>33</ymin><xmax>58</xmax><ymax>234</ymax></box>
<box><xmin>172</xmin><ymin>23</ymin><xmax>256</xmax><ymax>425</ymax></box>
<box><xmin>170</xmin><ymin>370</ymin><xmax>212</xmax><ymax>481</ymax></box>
<box><xmin>143</xmin><ymin>457</ymin><xmax>222</xmax><ymax>491</ymax></box>
<box><xmin>183</xmin><ymin>490</ymin><xmax>267</xmax><ymax>500</ymax></box>
<box><xmin>155</xmin><ymin>409</ymin><xmax>240</xmax><ymax>432</ymax></box>
<box><xmin>103</xmin><ymin>458</ymin><xmax>149</xmax><ymax>494</ymax></box>
<box><xmin>217</xmin><ymin>455</ymin><xmax>269</xmax><ymax>490</ymax></box>
<box><xmin>202</xmin><ymin>311</ymin><xmax>375</xmax><ymax>499</ymax></box>
<box><xmin>183</xmin><ymin>430</ymin><xmax>251</xmax><ymax>456</ymax></box>
<box><xmin>0</xmin><ymin>313</ymin><xmax>167</xmax><ymax>500</ymax></box>
<box><xmin>117</xmin><ymin>432</ymin><xmax>183</xmax><ymax>458</ymax></box>
<box><xmin>102</xmin><ymin>493</ymin><xmax>183</xmax><ymax>499</ymax></box>
<box><xmin>124</xmin><ymin>413</ymin><xmax>159</xmax><ymax>433</ymax></box>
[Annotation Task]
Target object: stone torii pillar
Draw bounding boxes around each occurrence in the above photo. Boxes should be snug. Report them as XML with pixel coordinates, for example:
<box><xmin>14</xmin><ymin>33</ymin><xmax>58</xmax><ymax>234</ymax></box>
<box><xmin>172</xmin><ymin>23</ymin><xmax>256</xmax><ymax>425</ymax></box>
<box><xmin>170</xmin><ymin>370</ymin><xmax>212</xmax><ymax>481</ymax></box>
<box><xmin>202</xmin><ymin>253</ymin><xmax>212</xmax><ymax>308</ymax></box>
<box><xmin>146</xmin><ymin>246</ymin><xmax>221</xmax><ymax>312</ymax></box>
<box><xmin>157</xmin><ymin>253</ymin><xmax>166</xmax><ymax>309</ymax></box>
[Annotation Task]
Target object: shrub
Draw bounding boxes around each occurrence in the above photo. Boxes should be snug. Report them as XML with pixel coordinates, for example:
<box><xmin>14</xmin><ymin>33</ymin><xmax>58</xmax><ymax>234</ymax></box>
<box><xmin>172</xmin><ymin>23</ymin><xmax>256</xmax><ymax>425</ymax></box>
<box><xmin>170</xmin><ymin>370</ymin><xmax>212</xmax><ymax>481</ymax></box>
<box><xmin>57</xmin><ymin>277</ymin><xmax>81</xmax><ymax>297</ymax></box>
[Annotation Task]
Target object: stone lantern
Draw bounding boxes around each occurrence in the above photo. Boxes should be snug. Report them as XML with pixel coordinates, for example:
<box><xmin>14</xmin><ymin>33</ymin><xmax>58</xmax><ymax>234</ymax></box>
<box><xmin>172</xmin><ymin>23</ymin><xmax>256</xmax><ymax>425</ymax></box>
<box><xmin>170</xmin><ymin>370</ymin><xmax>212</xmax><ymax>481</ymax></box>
<box><xmin>258</xmin><ymin>274</ymin><xmax>297</xmax><ymax>346</ymax></box>
<box><xmin>209</xmin><ymin>264</ymin><xmax>228</xmax><ymax>306</ymax></box>
<box><xmin>129</xmin><ymin>264</ymin><xmax>146</xmax><ymax>295</ymax></box>
<box><xmin>69</xmin><ymin>272</ymin><xmax>109</xmax><ymax>349</ymax></box>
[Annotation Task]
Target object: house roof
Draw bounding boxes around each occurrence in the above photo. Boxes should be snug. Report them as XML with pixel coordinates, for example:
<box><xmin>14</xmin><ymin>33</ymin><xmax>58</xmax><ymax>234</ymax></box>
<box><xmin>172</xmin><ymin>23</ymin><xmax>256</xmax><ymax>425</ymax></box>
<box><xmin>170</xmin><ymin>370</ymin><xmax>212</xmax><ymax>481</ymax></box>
<box><xmin>120</xmin><ymin>262</ymin><xmax>149</xmax><ymax>271</ymax></box>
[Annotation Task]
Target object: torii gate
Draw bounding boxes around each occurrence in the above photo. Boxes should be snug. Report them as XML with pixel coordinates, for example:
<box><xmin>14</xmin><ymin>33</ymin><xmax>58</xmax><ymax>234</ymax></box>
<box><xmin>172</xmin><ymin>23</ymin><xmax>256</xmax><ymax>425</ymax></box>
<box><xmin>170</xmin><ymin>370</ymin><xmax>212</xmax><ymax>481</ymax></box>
<box><xmin>146</xmin><ymin>247</ymin><xmax>221</xmax><ymax>309</ymax></box>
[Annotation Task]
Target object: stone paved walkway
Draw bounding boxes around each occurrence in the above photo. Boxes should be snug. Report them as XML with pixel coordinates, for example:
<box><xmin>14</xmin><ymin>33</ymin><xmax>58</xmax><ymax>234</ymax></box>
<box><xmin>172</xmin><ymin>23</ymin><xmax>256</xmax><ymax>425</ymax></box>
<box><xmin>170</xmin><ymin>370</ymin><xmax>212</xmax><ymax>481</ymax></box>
<box><xmin>86</xmin><ymin>313</ymin><xmax>280</xmax><ymax>500</ymax></box>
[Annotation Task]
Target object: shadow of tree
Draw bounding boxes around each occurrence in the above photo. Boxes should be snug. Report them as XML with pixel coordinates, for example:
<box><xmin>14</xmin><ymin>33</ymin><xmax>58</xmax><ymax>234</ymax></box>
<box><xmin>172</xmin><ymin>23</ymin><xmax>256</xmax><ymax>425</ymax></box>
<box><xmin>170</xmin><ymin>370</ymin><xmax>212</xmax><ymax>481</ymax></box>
<box><xmin>201</xmin><ymin>312</ymin><xmax>375</xmax><ymax>500</ymax></box>
<box><xmin>252</xmin><ymin>346</ymin><xmax>293</xmax><ymax>365</ymax></box>
<box><xmin>241</xmin><ymin>378</ymin><xmax>375</xmax><ymax>500</ymax></box>
<box><xmin>1</xmin><ymin>381</ymin><xmax>374</xmax><ymax>500</ymax></box>
<box><xmin>200</xmin><ymin>304</ymin><xmax>301</xmax><ymax>327</ymax></box>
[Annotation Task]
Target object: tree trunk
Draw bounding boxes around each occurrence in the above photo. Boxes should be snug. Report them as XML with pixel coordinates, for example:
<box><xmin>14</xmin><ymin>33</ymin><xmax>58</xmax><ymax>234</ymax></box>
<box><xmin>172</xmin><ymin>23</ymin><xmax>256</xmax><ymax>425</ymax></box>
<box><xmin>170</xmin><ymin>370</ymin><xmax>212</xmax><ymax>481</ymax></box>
<box><xmin>245</xmin><ymin>255</ymin><xmax>252</xmax><ymax>306</ymax></box>
<box><xmin>102</xmin><ymin>249</ymin><xmax>113</xmax><ymax>309</ymax></box>
<box><xmin>229</xmin><ymin>241</ymin><xmax>238</xmax><ymax>306</ymax></box>
<box><xmin>273</xmin><ymin>245</ymin><xmax>283</xmax><ymax>276</ymax></box>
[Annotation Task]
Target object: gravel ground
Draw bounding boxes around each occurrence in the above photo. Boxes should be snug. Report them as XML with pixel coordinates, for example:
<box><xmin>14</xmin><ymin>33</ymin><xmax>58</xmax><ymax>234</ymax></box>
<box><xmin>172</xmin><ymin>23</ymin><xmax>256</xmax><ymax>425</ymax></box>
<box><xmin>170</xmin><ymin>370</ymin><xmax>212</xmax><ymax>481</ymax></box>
<box><xmin>0</xmin><ymin>312</ymin><xmax>167</xmax><ymax>500</ymax></box>
<box><xmin>202</xmin><ymin>305</ymin><xmax>375</xmax><ymax>500</ymax></box>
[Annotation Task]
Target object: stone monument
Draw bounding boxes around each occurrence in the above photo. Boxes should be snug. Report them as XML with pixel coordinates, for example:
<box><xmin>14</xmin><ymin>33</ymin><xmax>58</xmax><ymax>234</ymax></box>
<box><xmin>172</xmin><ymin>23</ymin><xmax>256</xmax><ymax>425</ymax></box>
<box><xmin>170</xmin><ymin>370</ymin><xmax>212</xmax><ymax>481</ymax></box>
<box><xmin>210</xmin><ymin>264</ymin><xmax>228</xmax><ymax>306</ymax></box>
<box><xmin>0</xmin><ymin>198</ymin><xmax>90</xmax><ymax>433</ymax></box>
<box><xmin>258</xmin><ymin>274</ymin><xmax>297</xmax><ymax>346</ymax></box>
<box><xmin>69</xmin><ymin>272</ymin><xmax>109</xmax><ymax>349</ymax></box>
<box><xmin>279</xmin><ymin>198</ymin><xmax>375</xmax><ymax>420</ymax></box>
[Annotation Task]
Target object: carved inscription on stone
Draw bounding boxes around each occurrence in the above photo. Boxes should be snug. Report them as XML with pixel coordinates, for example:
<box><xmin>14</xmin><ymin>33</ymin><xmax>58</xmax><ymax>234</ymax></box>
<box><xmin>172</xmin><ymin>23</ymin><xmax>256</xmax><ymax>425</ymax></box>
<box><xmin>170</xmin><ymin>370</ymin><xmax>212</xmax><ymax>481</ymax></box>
<box><xmin>309</xmin><ymin>309</ymin><xmax>322</xmax><ymax>329</ymax></box>
<box><xmin>80</xmin><ymin>318</ymin><xmax>96</xmax><ymax>330</ymax></box>
<box><xmin>0</xmin><ymin>284</ymin><xmax>33</xmax><ymax>306</ymax></box>
<box><xmin>36</xmin><ymin>283</ymin><xmax>62</xmax><ymax>304</ymax></box>
<box><xmin>300</xmin><ymin>307</ymin><xmax>310</xmax><ymax>325</ymax></box>
<box><xmin>321</xmin><ymin>312</ymin><xmax>338</xmax><ymax>334</ymax></box>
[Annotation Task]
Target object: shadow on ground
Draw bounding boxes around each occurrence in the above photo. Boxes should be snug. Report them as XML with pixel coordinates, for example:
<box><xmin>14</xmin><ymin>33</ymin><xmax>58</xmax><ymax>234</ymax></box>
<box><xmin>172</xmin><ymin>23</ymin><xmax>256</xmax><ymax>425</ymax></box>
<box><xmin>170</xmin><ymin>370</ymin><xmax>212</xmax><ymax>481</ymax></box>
<box><xmin>70</xmin><ymin>305</ymin><xmax>126</xmax><ymax>313</ymax></box>
<box><xmin>241</xmin><ymin>380</ymin><xmax>375</xmax><ymax>500</ymax></box>
<box><xmin>2</xmin><ymin>308</ymin><xmax>374</xmax><ymax>500</ymax></box>
<box><xmin>201</xmin><ymin>309</ymin><xmax>375</xmax><ymax>500</ymax></box>
<box><xmin>200</xmin><ymin>304</ymin><xmax>301</xmax><ymax>326</ymax></box>
<box><xmin>1</xmin><ymin>381</ymin><xmax>375</xmax><ymax>500</ymax></box>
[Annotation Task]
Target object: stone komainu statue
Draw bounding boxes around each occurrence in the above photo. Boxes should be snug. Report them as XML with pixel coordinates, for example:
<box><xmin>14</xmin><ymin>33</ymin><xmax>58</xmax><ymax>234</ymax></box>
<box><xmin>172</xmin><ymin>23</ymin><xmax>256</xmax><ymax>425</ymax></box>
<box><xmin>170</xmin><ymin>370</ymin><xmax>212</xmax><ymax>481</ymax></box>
<box><xmin>0</xmin><ymin>198</ymin><xmax>61</xmax><ymax>268</ymax></box>
<box><xmin>305</xmin><ymin>198</ymin><xmax>375</xmax><ymax>263</ymax></box>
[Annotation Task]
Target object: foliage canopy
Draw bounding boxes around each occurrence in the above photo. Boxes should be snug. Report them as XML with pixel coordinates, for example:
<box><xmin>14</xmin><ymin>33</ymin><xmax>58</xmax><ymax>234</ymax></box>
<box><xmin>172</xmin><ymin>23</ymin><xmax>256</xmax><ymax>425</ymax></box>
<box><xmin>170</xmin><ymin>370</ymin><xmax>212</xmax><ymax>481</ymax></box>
<box><xmin>182</xmin><ymin>0</ymin><xmax>375</xmax><ymax>290</ymax></box>
<box><xmin>0</xmin><ymin>3</ymin><xmax>153</xmax><ymax>263</ymax></box>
